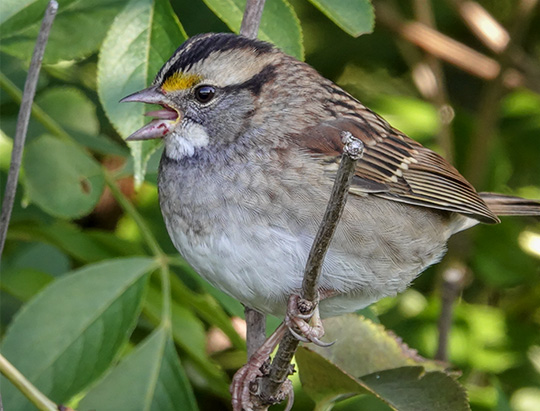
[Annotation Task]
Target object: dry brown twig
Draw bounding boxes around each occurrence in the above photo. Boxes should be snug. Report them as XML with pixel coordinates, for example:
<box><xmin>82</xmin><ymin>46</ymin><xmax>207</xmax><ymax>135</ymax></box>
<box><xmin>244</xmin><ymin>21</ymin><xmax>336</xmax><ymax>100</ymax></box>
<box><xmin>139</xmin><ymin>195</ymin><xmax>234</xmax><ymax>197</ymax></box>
<box><xmin>0</xmin><ymin>1</ymin><xmax>58</xmax><ymax>257</ymax></box>
<box><xmin>0</xmin><ymin>4</ymin><xmax>62</xmax><ymax>411</ymax></box>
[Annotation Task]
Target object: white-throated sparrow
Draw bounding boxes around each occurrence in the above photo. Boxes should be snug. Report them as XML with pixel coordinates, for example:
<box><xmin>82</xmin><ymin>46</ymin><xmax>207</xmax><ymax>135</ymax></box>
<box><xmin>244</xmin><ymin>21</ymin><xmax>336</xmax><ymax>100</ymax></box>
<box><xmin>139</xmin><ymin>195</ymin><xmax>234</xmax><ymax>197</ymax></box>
<box><xmin>122</xmin><ymin>32</ymin><xmax>540</xmax><ymax>410</ymax></box>
<box><xmin>122</xmin><ymin>32</ymin><xmax>539</xmax><ymax>318</ymax></box>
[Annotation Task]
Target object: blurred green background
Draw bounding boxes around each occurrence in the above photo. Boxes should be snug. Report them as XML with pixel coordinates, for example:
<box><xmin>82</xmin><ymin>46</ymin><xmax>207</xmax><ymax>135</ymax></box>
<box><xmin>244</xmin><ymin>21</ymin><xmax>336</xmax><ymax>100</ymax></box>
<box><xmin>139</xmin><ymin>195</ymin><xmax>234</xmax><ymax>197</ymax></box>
<box><xmin>1</xmin><ymin>0</ymin><xmax>539</xmax><ymax>410</ymax></box>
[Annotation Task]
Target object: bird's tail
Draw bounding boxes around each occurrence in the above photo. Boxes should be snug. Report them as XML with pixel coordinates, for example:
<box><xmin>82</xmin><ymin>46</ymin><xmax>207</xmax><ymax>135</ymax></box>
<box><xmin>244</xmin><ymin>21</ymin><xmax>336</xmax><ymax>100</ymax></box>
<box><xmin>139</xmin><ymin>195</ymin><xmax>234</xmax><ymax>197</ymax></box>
<box><xmin>480</xmin><ymin>192</ymin><xmax>540</xmax><ymax>217</ymax></box>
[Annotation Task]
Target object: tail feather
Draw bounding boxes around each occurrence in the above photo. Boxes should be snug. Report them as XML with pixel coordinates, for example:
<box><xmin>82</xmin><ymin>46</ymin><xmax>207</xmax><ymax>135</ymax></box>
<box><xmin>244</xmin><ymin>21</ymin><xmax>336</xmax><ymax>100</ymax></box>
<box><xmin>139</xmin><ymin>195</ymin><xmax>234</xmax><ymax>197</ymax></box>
<box><xmin>480</xmin><ymin>192</ymin><xmax>540</xmax><ymax>217</ymax></box>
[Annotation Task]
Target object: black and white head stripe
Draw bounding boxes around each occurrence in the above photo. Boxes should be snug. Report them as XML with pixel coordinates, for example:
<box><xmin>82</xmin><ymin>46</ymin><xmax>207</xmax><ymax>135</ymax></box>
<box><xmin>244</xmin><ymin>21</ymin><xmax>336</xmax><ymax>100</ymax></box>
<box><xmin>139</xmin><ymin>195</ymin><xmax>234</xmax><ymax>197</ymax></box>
<box><xmin>154</xmin><ymin>33</ymin><xmax>275</xmax><ymax>86</ymax></box>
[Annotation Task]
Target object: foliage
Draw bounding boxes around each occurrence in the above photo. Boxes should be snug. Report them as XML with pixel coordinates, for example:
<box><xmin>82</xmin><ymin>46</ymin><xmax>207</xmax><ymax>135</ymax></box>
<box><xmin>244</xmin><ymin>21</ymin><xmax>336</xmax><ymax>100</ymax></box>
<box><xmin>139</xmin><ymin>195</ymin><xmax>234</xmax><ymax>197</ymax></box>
<box><xmin>1</xmin><ymin>0</ymin><xmax>539</xmax><ymax>410</ymax></box>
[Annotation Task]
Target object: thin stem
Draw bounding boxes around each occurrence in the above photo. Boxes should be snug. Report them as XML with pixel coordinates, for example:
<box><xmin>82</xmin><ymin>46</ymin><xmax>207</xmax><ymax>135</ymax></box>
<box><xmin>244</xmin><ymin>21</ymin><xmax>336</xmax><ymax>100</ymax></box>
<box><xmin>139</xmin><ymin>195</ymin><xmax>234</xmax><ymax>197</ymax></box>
<box><xmin>159</xmin><ymin>263</ymin><xmax>172</xmax><ymax>328</ymax></box>
<box><xmin>0</xmin><ymin>0</ymin><xmax>58</xmax><ymax>257</ymax></box>
<box><xmin>259</xmin><ymin>134</ymin><xmax>363</xmax><ymax>402</ymax></box>
<box><xmin>103</xmin><ymin>172</ymin><xmax>163</xmax><ymax>257</ymax></box>
<box><xmin>0</xmin><ymin>354</ymin><xmax>57</xmax><ymax>411</ymax></box>
<box><xmin>301</xmin><ymin>141</ymin><xmax>361</xmax><ymax>302</ymax></box>
<box><xmin>240</xmin><ymin>0</ymin><xmax>267</xmax><ymax>38</ymax></box>
<box><xmin>103</xmin><ymin>171</ymin><xmax>171</xmax><ymax>326</ymax></box>
<box><xmin>435</xmin><ymin>264</ymin><xmax>466</xmax><ymax>361</ymax></box>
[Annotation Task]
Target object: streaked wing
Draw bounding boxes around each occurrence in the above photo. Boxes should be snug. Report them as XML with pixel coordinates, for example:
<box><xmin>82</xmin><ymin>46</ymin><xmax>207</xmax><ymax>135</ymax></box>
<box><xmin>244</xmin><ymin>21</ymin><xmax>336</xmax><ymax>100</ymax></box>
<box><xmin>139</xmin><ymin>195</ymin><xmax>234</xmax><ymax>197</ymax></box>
<box><xmin>295</xmin><ymin>113</ymin><xmax>499</xmax><ymax>224</ymax></box>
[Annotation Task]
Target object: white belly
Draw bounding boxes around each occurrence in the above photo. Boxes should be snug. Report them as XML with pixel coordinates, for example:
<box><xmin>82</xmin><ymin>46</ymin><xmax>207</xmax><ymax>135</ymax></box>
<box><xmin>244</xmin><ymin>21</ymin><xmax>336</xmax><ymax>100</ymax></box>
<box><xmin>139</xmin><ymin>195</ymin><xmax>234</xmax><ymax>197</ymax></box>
<box><xmin>163</xmin><ymin>210</ymin><xmax>440</xmax><ymax>317</ymax></box>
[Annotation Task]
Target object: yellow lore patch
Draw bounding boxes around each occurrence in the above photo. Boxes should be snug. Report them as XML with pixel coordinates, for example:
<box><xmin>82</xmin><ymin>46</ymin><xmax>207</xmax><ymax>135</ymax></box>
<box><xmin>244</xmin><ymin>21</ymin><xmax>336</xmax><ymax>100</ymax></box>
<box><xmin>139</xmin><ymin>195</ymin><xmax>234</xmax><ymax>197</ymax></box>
<box><xmin>162</xmin><ymin>72</ymin><xmax>202</xmax><ymax>92</ymax></box>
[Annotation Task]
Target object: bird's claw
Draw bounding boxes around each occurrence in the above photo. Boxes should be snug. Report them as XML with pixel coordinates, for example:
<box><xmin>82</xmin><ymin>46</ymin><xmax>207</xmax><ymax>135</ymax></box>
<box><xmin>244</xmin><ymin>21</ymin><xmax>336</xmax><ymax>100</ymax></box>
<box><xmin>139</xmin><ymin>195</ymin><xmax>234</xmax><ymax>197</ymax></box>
<box><xmin>285</xmin><ymin>294</ymin><xmax>334</xmax><ymax>347</ymax></box>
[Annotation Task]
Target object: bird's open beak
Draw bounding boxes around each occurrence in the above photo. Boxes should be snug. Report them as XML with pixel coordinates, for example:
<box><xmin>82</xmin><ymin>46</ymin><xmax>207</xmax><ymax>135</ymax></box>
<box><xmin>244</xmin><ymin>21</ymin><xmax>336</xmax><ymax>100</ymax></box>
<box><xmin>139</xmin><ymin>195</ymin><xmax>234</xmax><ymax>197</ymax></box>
<box><xmin>120</xmin><ymin>85</ymin><xmax>181</xmax><ymax>141</ymax></box>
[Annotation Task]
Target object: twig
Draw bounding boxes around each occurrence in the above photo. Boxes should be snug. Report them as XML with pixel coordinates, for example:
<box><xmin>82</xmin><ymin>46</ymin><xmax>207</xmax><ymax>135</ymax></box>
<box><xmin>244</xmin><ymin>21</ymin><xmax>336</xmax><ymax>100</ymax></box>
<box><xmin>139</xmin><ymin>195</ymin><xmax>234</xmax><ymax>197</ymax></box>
<box><xmin>0</xmin><ymin>0</ymin><xmax>58</xmax><ymax>257</ymax></box>
<box><xmin>435</xmin><ymin>264</ymin><xmax>467</xmax><ymax>361</ymax></box>
<box><xmin>258</xmin><ymin>133</ymin><xmax>364</xmax><ymax>405</ymax></box>
<box><xmin>240</xmin><ymin>0</ymin><xmax>267</xmax><ymax>39</ymax></box>
<box><xmin>0</xmin><ymin>354</ymin><xmax>57</xmax><ymax>411</ymax></box>
<box><xmin>239</xmin><ymin>0</ymin><xmax>269</xmax><ymax>368</ymax></box>
<box><xmin>447</xmin><ymin>0</ymin><xmax>509</xmax><ymax>53</ymax></box>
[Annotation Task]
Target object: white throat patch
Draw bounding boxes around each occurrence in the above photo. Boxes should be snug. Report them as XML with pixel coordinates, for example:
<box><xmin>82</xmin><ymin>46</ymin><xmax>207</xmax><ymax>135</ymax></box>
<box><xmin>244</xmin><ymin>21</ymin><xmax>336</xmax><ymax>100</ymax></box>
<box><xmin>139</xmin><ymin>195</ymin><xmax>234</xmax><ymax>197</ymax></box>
<box><xmin>164</xmin><ymin>121</ymin><xmax>209</xmax><ymax>160</ymax></box>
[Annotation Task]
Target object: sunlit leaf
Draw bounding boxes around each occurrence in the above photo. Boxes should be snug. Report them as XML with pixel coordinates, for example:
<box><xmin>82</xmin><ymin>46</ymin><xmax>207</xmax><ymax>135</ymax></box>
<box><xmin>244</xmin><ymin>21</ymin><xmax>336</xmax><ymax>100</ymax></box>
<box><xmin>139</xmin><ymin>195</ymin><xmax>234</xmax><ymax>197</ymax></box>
<box><xmin>311</xmin><ymin>314</ymin><xmax>446</xmax><ymax>375</ymax></box>
<box><xmin>0</xmin><ymin>0</ymin><xmax>50</xmax><ymax>29</ymax></box>
<box><xmin>202</xmin><ymin>0</ymin><xmax>304</xmax><ymax>59</ymax></box>
<box><xmin>0</xmin><ymin>0</ymin><xmax>124</xmax><ymax>63</ymax></box>
<box><xmin>0</xmin><ymin>257</ymin><xmax>154</xmax><ymax>409</ymax></box>
<box><xmin>79</xmin><ymin>327</ymin><xmax>198</xmax><ymax>411</ymax></box>
<box><xmin>297</xmin><ymin>348</ymin><xmax>470</xmax><ymax>410</ymax></box>
<box><xmin>307</xmin><ymin>0</ymin><xmax>374</xmax><ymax>37</ymax></box>
<box><xmin>98</xmin><ymin>0</ymin><xmax>187</xmax><ymax>186</ymax></box>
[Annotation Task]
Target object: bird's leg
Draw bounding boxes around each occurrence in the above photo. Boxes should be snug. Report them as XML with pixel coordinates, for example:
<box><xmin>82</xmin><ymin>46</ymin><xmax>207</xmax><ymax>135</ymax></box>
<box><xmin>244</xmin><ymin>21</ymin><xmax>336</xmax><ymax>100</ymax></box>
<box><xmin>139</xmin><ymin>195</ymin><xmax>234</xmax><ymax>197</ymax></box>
<box><xmin>285</xmin><ymin>294</ymin><xmax>334</xmax><ymax>347</ymax></box>
<box><xmin>231</xmin><ymin>322</ymin><xmax>290</xmax><ymax>411</ymax></box>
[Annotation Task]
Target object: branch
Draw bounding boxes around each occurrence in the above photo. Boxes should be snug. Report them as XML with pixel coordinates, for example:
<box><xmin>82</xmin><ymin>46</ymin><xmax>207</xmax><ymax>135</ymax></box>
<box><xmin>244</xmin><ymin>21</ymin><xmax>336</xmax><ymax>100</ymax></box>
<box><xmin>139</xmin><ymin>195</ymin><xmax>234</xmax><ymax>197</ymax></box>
<box><xmin>239</xmin><ymin>0</ymin><xmax>268</xmax><ymax>364</ymax></box>
<box><xmin>240</xmin><ymin>0</ymin><xmax>267</xmax><ymax>38</ymax></box>
<box><xmin>0</xmin><ymin>0</ymin><xmax>58</xmax><ymax>257</ymax></box>
<box><xmin>257</xmin><ymin>133</ymin><xmax>364</xmax><ymax>405</ymax></box>
<box><xmin>447</xmin><ymin>0</ymin><xmax>509</xmax><ymax>53</ymax></box>
<box><xmin>0</xmin><ymin>354</ymin><xmax>57</xmax><ymax>411</ymax></box>
<box><xmin>435</xmin><ymin>264</ymin><xmax>467</xmax><ymax>361</ymax></box>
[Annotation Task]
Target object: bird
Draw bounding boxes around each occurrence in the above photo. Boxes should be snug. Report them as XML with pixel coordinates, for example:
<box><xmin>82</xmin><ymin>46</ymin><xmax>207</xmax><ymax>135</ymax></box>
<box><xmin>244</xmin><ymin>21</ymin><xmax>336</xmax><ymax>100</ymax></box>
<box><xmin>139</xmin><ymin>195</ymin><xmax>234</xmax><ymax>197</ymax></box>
<box><xmin>121</xmin><ymin>32</ymin><xmax>540</xmax><ymax>409</ymax></box>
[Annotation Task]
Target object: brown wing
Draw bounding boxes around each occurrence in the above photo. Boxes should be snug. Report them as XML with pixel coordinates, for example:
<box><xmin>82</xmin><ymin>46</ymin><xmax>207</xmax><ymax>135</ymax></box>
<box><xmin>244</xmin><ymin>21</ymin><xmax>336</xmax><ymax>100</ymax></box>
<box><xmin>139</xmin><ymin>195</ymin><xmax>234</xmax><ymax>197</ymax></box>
<box><xmin>295</xmin><ymin>114</ymin><xmax>499</xmax><ymax>224</ymax></box>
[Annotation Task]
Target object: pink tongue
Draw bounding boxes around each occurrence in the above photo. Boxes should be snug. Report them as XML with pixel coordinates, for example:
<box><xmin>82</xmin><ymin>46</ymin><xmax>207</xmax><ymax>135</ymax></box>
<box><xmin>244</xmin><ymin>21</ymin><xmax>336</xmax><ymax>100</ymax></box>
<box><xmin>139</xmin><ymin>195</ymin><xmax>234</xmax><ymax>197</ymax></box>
<box><xmin>145</xmin><ymin>109</ymin><xmax>177</xmax><ymax>119</ymax></box>
<box><xmin>126</xmin><ymin>119</ymin><xmax>172</xmax><ymax>140</ymax></box>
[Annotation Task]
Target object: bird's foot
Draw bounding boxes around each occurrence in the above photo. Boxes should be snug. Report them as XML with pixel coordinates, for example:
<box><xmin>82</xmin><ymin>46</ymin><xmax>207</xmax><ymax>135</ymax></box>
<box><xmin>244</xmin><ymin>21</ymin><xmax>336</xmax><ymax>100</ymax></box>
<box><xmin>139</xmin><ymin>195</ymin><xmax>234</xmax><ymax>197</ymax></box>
<box><xmin>285</xmin><ymin>294</ymin><xmax>334</xmax><ymax>347</ymax></box>
<box><xmin>231</xmin><ymin>323</ymin><xmax>288</xmax><ymax>411</ymax></box>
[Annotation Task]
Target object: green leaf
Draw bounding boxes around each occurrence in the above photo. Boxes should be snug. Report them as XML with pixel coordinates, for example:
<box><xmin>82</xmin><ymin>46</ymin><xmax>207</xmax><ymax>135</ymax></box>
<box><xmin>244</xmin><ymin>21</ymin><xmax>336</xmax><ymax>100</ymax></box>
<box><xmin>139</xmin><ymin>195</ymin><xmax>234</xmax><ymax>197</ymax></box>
<box><xmin>359</xmin><ymin>367</ymin><xmax>470</xmax><ymax>411</ymax></box>
<box><xmin>79</xmin><ymin>327</ymin><xmax>198</xmax><ymax>411</ymax></box>
<box><xmin>143</xmin><ymin>285</ymin><xmax>231</xmax><ymax>398</ymax></box>
<box><xmin>296</xmin><ymin>314</ymin><xmax>469</xmax><ymax>409</ymax></box>
<box><xmin>202</xmin><ymin>0</ymin><xmax>304</xmax><ymax>59</ymax></box>
<box><xmin>4</xmin><ymin>241</ymin><xmax>70</xmax><ymax>277</ymax></box>
<box><xmin>98</xmin><ymin>0</ymin><xmax>187</xmax><ymax>186</ymax></box>
<box><xmin>7</xmin><ymin>220</ymin><xmax>142</xmax><ymax>263</ymax></box>
<box><xmin>1</xmin><ymin>0</ymin><xmax>124</xmax><ymax>63</ymax></box>
<box><xmin>0</xmin><ymin>257</ymin><xmax>155</xmax><ymax>409</ymax></box>
<box><xmin>0</xmin><ymin>267</ymin><xmax>54</xmax><ymax>301</ymax></box>
<box><xmin>0</xmin><ymin>0</ymin><xmax>50</xmax><ymax>29</ymax></box>
<box><xmin>169</xmin><ymin>273</ymin><xmax>245</xmax><ymax>350</ymax></box>
<box><xmin>307</xmin><ymin>0</ymin><xmax>374</xmax><ymax>37</ymax></box>
<box><xmin>144</xmin><ymin>284</ymin><xmax>208</xmax><ymax>364</ymax></box>
<box><xmin>36</xmin><ymin>87</ymin><xmax>99</xmax><ymax>135</ymax></box>
<box><xmin>311</xmin><ymin>314</ymin><xmax>445</xmax><ymax>376</ymax></box>
<box><xmin>296</xmin><ymin>347</ymin><xmax>371</xmax><ymax>406</ymax></box>
<box><xmin>297</xmin><ymin>349</ymin><xmax>470</xmax><ymax>411</ymax></box>
<box><xmin>22</xmin><ymin>135</ymin><xmax>105</xmax><ymax>218</ymax></box>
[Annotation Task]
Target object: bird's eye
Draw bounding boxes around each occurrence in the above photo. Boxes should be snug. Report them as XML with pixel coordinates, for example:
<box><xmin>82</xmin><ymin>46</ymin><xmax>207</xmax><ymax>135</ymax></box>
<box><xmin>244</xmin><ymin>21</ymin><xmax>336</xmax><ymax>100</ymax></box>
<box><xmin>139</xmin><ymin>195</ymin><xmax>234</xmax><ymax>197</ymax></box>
<box><xmin>194</xmin><ymin>85</ymin><xmax>216</xmax><ymax>103</ymax></box>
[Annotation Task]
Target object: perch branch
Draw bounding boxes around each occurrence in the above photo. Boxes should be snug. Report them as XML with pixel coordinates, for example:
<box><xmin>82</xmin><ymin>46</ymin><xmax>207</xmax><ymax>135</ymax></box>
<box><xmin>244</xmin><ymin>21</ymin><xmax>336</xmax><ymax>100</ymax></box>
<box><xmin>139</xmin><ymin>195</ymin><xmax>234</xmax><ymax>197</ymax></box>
<box><xmin>257</xmin><ymin>133</ymin><xmax>364</xmax><ymax>406</ymax></box>
<box><xmin>239</xmin><ymin>0</ymin><xmax>268</xmax><ymax>364</ymax></box>
<box><xmin>0</xmin><ymin>0</ymin><xmax>58</xmax><ymax>257</ymax></box>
